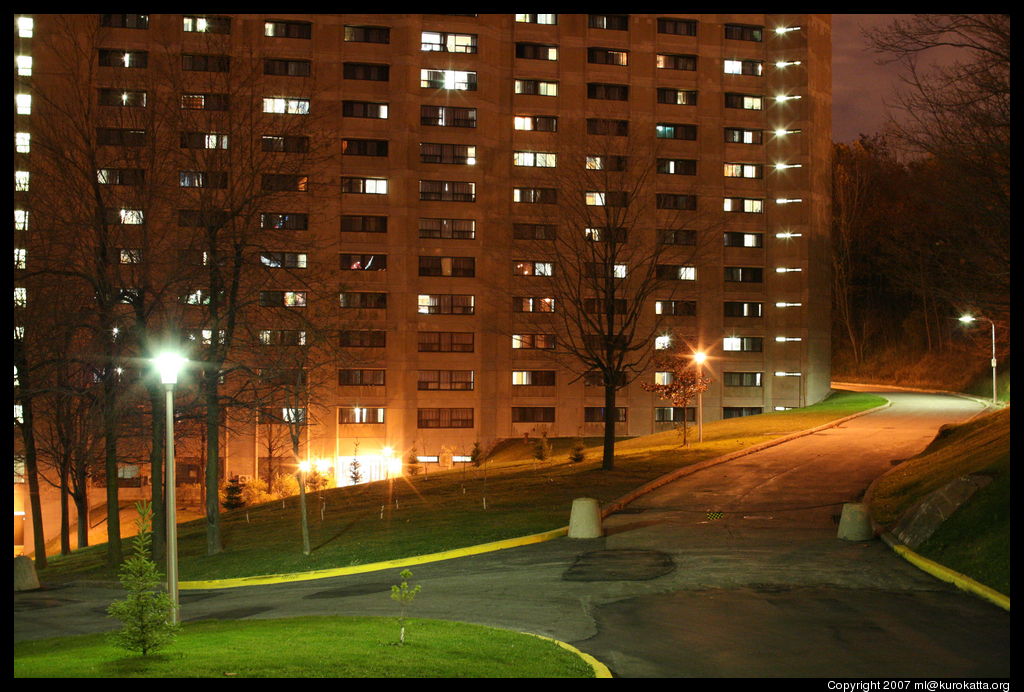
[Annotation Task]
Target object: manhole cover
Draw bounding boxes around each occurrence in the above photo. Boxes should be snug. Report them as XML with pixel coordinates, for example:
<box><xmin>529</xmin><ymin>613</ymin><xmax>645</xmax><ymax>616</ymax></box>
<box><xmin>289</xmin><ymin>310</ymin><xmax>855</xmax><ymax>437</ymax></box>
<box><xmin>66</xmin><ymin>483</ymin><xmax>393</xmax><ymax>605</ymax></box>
<box><xmin>563</xmin><ymin>549</ymin><xmax>675</xmax><ymax>582</ymax></box>
<box><xmin>303</xmin><ymin>582</ymin><xmax>395</xmax><ymax>599</ymax></box>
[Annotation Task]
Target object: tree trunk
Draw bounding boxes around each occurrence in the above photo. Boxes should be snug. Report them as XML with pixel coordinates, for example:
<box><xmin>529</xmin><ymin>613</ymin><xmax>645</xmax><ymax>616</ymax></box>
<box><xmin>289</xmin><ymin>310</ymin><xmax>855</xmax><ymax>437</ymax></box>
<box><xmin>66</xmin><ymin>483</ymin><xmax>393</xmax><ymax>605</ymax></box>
<box><xmin>103</xmin><ymin>375</ymin><xmax>123</xmax><ymax>567</ymax></box>
<box><xmin>19</xmin><ymin>397</ymin><xmax>48</xmax><ymax>568</ymax></box>
<box><xmin>59</xmin><ymin>476</ymin><xmax>71</xmax><ymax>556</ymax></box>
<box><xmin>74</xmin><ymin>489</ymin><xmax>89</xmax><ymax>549</ymax></box>
<box><xmin>602</xmin><ymin>383</ymin><xmax>616</xmax><ymax>470</ymax></box>
<box><xmin>148</xmin><ymin>385</ymin><xmax>165</xmax><ymax>561</ymax></box>
<box><xmin>204</xmin><ymin>378</ymin><xmax>223</xmax><ymax>555</ymax></box>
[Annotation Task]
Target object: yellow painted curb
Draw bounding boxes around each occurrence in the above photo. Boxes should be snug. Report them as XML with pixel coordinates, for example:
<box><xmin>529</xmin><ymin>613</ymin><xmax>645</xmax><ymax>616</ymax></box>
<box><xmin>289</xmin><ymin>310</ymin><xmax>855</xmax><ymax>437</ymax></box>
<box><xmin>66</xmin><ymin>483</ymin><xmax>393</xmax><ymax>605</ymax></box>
<box><xmin>180</xmin><ymin>526</ymin><xmax>569</xmax><ymax>590</ymax></box>
<box><xmin>527</xmin><ymin>633</ymin><xmax>614</xmax><ymax>678</ymax></box>
<box><xmin>888</xmin><ymin>542</ymin><xmax>1010</xmax><ymax>612</ymax></box>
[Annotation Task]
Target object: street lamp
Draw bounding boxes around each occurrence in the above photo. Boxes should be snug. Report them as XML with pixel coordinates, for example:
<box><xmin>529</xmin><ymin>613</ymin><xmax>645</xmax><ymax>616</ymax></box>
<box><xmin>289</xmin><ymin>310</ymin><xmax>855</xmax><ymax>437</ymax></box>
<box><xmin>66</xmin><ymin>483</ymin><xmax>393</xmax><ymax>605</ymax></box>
<box><xmin>959</xmin><ymin>315</ymin><xmax>998</xmax><ymax>405</ymax></box>
<box><xmin>153</xmin><ymin>351</ymin><xmax>186</xmax><ymax>625</ymax></box>
<box><xmin>298</xmin><ymin>459</ymin><xmax>311</xmax><ymax>555</ymax></box>
<box><xmin>693</xmin><ymin>351</ymin><xmax>707</xmax><ymax>443</ymax></box>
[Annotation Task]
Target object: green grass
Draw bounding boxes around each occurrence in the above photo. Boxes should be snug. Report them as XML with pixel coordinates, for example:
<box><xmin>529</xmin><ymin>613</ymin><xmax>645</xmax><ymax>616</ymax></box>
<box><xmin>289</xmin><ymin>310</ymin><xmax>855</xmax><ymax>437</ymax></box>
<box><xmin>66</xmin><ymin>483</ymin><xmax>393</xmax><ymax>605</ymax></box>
<box><xmin>14</xmin><ymin>616</ymin><xmax>596</xmax><ymax>678</ymax></box>
<box><xmin>39</xmin><ymin>390</ymin><xmax>886</xmax><ymax>584</ymax></box>
<box><xmin>865</xmin><ymin>407</ymin><xmax>1010</xmax><ymax>595</ymax></box>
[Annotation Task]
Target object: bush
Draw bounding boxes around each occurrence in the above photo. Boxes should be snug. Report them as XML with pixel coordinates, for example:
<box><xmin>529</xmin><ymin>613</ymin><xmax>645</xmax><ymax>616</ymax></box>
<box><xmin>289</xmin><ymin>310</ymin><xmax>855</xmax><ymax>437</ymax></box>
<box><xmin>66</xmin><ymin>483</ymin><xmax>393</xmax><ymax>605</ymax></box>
<box><xmin>241</xmin><ymin>477</ymin><xmax>275</xmax><ymax>506</ymax></box>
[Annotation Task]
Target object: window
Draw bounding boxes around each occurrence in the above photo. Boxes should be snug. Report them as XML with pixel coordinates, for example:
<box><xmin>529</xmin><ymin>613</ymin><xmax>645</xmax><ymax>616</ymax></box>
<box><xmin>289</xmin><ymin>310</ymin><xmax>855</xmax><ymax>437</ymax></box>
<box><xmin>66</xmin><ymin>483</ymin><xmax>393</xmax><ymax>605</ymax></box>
<box><xmin>724</xmin><ymin>232</ymin><xmax>763</xmax><ymax>248</ymax></box>
<box><xmin>516</xmin><ymin>43</ymin><xmax>558</xmax><ymax>60</ymax></box>
<box><xmin>17</xmin><ymin>16</ymin><xmax>33</xmax><ymax>38</ymax></box>
<box><xmin>587</xmin><ymin>119</ymin><xmax>629</xmax><ymax>136</ymax></box>
<box><xmin>585</xmin><ymin>407</ymin><xmax>627</xmax><ymax>422</ymax></box>
<box><xmin>420</xmin><ymin>180</ymin><xmax>475</xmax><ymax>201</ymax></box>
<box><xmin>422</xmin><ymin>31</ymin><xmax>477</xmax><ymax>53</ymax></box>
<box><xmin>514</xmin><ymin>79</ymin><xmax>558</xmax><ymax>96</ymax></box>
<box><xmin>262</xmin><ymin>135</ymin><xmax>309</xmax><ymax>153</ymax></box>
<box><xmin>724</xmin><ymin>372</ymin><xmax>763</xmax><ymax>387</ymax></box>
<box><xmin>420</xmin><ymin>69</ymin><xmax>477</xmax><ymax>90</ymax></box>
<box><xmin>724</xmin><ymin>198</ymin><xmax>763</xmax><ymax>213</ymax></box>
<box><xmin>15</xmin><ymin>132</ymin><xmax>30</xmax><ymax>153</ymax></box>
<box><xmin>259</xmin><ymin>290</ymin><xmax>306</xmax><ymax>308</ymax></box>
<box><xmin>584</xmin><ymin>227</ymin><xmax>628</xmax><ymax>243</ymax></box>
<box><xmin>14</xmin><ymin>287</ymin><xmax>27</xmax><ymax>308</ymax></box>
<box><xmin>14</xmin><ymin>248</ymin><xmax>27</xmax><ymax>269</ymax></box>
<box><xmin>339</xmin><ymin>330</ymin><xmax>386</xmax><ymax>348</ymax></box>
<box><xmin>262</xmin><ymin>174</ymin><xmax>308</xmax><ymax>192</ymax></box>
<box><xmin>183</xmin><ymin>16</ymin><xmax>230</xmax><ymax>34</ymax></box>
<box><xmin>658</xmin><ymin>17</ymin><xmax>697</xmax><ymax>35</ymax></box>
<box><xmin>656</xmin><ymin>194</ymin><xmax>697</xmax><ymax>211</ymax></box>
<box><xmin>343</xmin><ymin>63</ymin><xmax>390</xmax><ymax>81</ymax></box>
<box><xmin>344</xmin><ymin>101</ymin><xmax>389</xmax><ymax>119</ymax></box>
<box><xmin>261</xmin><ymin>252</ymin><xmax>307</xmax><ymax>269</ymax></box>
<box><xmin>101</xmin><ymin>13</ymin><xmax>149</xmax><ymax>28</ymax></box>
<box><xmin>659</xmin><ymin>229</ymin><xmax>696</xmax><ymax>245</ymax></box>
<box><xmin>264</xmin><ymin>59</ymin><xmax>311</xmax><ymax>77</ymax></box>
<box><xmin>418</xmin><ymin>331</ymin><xmax>474</xmax><ymax>352</ymax></box>
<box><xmin>419</xmin><ymin>256</ymin><xmax>475</xmax><ymax>277</ymax></box>
<box><xmin>513</xmin><ymin>151</ymin><xmax>556</xmax><ymax>168</ymax></box>
<box><xmin>183</xmin><ymin>54</ymin><xmax>230</xmax><ymax>72</ymax></box>
<box><xmin>657</xmin><ymin>159</ymin><xmax>697</xmax><ymax>175</ymax></box>
<box><xmin>97</xmin><ymin>168</ymin><xmax>144</xmax><ymax>186</ymax></box>
<box><xmin>514</xmin><ymin>115</ymin><xmax>558</xmax><ymax>132</ymax></box>
<box><xmin>512</xmin><ymin>371</ymin><xmax>555</xmax><ymax>386</ymax></box>
<box><xmin>725</xmin><ymin>93</ymin><xmax>763</xmax><ymax>110</ymax></box>
<box><xmin>181</xmin><ymin>93</ymin><xmax>229</xmax><ymax>111</ymax></box>
<box><xmin>179</xmin><ymin>171</ymin><xmax>227</xmax><ymax>189</ymax></box>
<box><xmin>585</xmin><ymin>191</ymin><xmax>628</xmax><ymax>207</ymax></box>
<box><xmin>657</xmin><ymin>88</ymin><xmax>698</xmax><ymax>106</ymax></box>
<box><xmin>345</xmin><ymin>25</ymin><xmax>390</xmax><ymax>43</ymax></box>
<box><xmin>723</xmin><ymin>407</ymin><xmax>764</xmax><ymax>418</ymax></box>
<box><xmin>655</xmin><ymin>407</ymin><xmax>695</xmax><ymax>423</ymax></box>
<box><xmin>512</xmin><ymin>407</ymin><xmax>555</xmax><ymax>423</ymax></box>
<box><xmin>724</xmin><ymin>267</ymin><xmax>764</xmax><ymax>283</ymax></box>
<box><xmin>725</xmin><ymin>128</ymin><xmax>763</xmax><ymax>144</ymax></box>
<box><xmin>584</xmin><ymin>298</ymin><xmax>627</xmax><ymax>314</ymax></box>
<box><xmin>585</xmin><ymin>155</ymin><xmax>627</xmax><ymax>171</ymax></box>
<box><xmin>584</xmin><ymin>262</ymin><xmax>627</xmax><ymax>278</ymax></box>
<box><xmin>99</xmin><ymin>49</ymin><xmax>148</xmax><ymax>68</ymax></box>
<box><xmin>724</xmin><ymin>59</ymin><xmax>763</xmax><ymax>76</ymax></box>
<box><xmin>417</xmin><ymin>370</ymin><xmax>474</xmax><ymax>391</ymax></box>
<box><xmin>514</xmin><ymin>188</ymin><xmax>557</xmax><ymax>204</ymax></box>
<box><xmin>588</xmin><ymin>14</ymin><xmax>628</xmax><ymax>30</ymax></box>
<box><xmin>513</xmin><ymin>261</ymin><xmax>553</xmax><ymax>277</ymax></box>
<box><xmin>261</xmin><ymin>213</ymin><xmax>308</xmax><ymax>230</ymax></box>
<box><xmin>339</xmin><ymin>292</ymin><xmax>388</xmax><ymax>309</ymax></box>
<box><xmin>259</xmin><ymin>329</ymin><xmax>306</xmax><ymax>346</ymax></box>
<box><xmin>262</xmin><ymin>97</ymin><xmax>309</xmax><ymax>114</ymax></box>
<box><xmin>657</xmin><ymin>54</ymin><xmax>697</xmax><ymax>71</ymax></box>
<box><xmin>725</xmin><ymin>24</ymin><xmax>763</xmax><ymax>42</ymax></box>
<box><xmin>15</xmin><ymin>209</ymin><xmax>29</xmax><ymax>231</ymax></box>
<box><xmin>655</xmin><ymin>300</ymin><xmax>697</xmax><ymax>316</ymax></box>
<box><xmin>98</xmin><ymin>89</ymin><xmax>146</xmax><ymax>107</ymax></box>
<box><xmin>656</xmin><ymin>265</ymin><xmax>696</xmax><ymax>280</ymax></box>
<box><xmin>513</xmin><ymin>297</ymin><xmax>555</xmax><ymax>313</ymax></box>
<box><xmin>341</xmin><ymin>177</ymin><xmax>388</xmax><ymax>194</ymax></box>
<box><xmin>419</xmin><ymin>218</ymin><xmax>476</xmax><ymax>239</ymax></box>
<box><xmin>724</xmin><ymin>301</ymin><xmax>763</xmax><ymax>317</ymax></box>
<box><xmin>513</xmin><ymin>223</ymin><xmax>556</xmax><ymax>240</ymax></box>
<box><xmin>15</xmin><ymin>55</ymin><xmax>31</xmax><ymax>76</ymax></box>
<box><xmin>417</xmin><ymin>294</ymin><xmax>475</xmax><ymax>315</ymax></box>
<box><xmin>421</xmin><ymin>105</ymin><xmax>476</xmax><ymax>128</ymax></box>
<box><xmin>265</xmin><ymin>20</ymin><xmax>312</xmax><ymax>39</ymax></box>
<box><xmin>418</xmin><ymin>408</ymin><xmax>474</xmax><ymax>428</ymax></box>
<box><xmin>338</xmin><ymin>369</ymin><xmax>386</xmax><ymax>386</ymax></box>
<box><xmin>512</xmin><ymin>333</ymin><xmax>556</xmax><ymax>350</ymax></box>
<box><xmin>180</xmin><ymin>132</ymin><xmax>228</xmax><ymax>149</ymax></box>
<box><xmin>588</xmin><ymin>48</ymin><xmax>628</xmax><ymax>66</ymax></box>
<box><xmin>656</xmin><ymin>123</ymin><xmax>697</xmax><ymax>140</ymax></box>
<box><xmin>15</xmin><ymin>94</ymin><xmax>31</xmax><ymax>114</ymax></box>
<box><xmin>341</xmin><ymin>215</ymin><xmax>387</xmax><ymax>233</ymax></box>
<box><xmin>343</xmin><ymin>139</ymin><xmax>389</xmax><ymax>157</ymax></box>
<box><xmin>724</xmin><ymin>337</ymin><xmax>765</xmax><ymax>354</ymax></box>
<box><xmin>339</xmin><ymin>407</ymin><xmax>386</xmax><ymax>424</ymax></box>
<box><xmin>339</xmin><ymin>253</ymin><xmax>387</xmax><ymax>271</ymax></box>
<box><xmin>587</xmin><ymin>83</ymin><xmax>629</xmax><ymax>101</ymax></box>
<box><xmin>724</xmin><ymin>163</ymin><xmax>763</xmax><ymax>178</ymax></box>
<box><xmin>516</xmin><ymin>14</ymin><xmax>557</xmax><ymax>24</ymax></box>
<box><xmin>421</xmin><ymin>143</ymin><xmax>476</xmax><ymax>165</ymax></box>
<box><xmin>110</xmin><ymin>209</ymin><xmax>145</xmax><ymax>225</ymax></box>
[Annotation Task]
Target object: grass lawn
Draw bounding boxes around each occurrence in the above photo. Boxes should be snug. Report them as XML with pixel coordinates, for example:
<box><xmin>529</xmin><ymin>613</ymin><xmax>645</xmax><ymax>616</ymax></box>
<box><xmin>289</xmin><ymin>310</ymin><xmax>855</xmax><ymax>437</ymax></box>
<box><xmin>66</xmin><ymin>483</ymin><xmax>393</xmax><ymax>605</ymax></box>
<box><xmin>39</xmin><ymin>390</ymin><xmax>886</xmax><ymax>584</ymax></box>
<box><xmin>865</xmin><ymin>407</ymin><xmax>1010</xmax><ymax>595</ymax></box>
<box><xmin>14</xmin><ymin>616</ymin><xmax>597</xmax><ymax>678</ymax></box>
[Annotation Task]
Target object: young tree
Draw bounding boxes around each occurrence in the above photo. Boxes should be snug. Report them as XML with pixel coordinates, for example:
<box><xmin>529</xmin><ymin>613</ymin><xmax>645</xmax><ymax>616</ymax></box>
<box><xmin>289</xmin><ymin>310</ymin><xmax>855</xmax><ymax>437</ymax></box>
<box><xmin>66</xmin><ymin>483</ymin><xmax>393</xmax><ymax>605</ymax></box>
<box><xmin>641</xmin><ymin>349</ymin><xmax>712</xmax><ymax>447</ymax></box>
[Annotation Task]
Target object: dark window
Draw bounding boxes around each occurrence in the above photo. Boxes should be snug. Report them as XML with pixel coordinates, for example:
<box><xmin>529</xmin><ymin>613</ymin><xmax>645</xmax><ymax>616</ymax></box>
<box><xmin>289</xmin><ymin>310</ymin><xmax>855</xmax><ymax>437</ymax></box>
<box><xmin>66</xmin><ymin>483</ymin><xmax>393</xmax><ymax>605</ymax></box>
<box><xmin>513</xmin><ymin>223</ymin><xmax>556</xmax><ymax>240</ymax></box>
<box><xmin>339</xmin><ymin>292</ymin><xmax>388</xmax><ymax>309</ymax></box>
<box><xmin>724</xmin><ymin>372</ymin><xmax>763</xmax><ymax>387</ymax></box>
<box><xmin>659</xmin><ymin>229</ymin><xmax>697</xmax><ymax>245</ymax></box>
<box><xmin>417</xmin><ymin>370</ymin><xmax>474</xmax><ymax>391</ymax></box>
<box><xmin>420</xmin><ymin>180</ymin><xmax>476</xmax><ymax>202</ymax></box>
<box><xmin>343</xmin><ymin>101</ymin><xmax>389</xmax><ymax>119</ymax></box>
<box><xmin>99</xmin><ymin>49</ymin><xmax>148</xmax><ymax>68</ymax></box>
<box><xmin>419</xmin><ymin>218</ymin><xmax>476</xmax><ymax>239</ymax></box>
<box><xmin>262</xmin><ymin>174</ymin><xmax>308</xmax><ymax>192</ymax></box>
<box><xmin>97</xmin><ymin>128</ymin><xmax>146</xmax><ymax>146</ymax></box>
<box><xmin>101</xmin><ymin>14</ymin><xmax>149</xmax><ymax>29</ymax></box>
<box><xmin>584</xmin><ymin>407</ymin><xmax>627</xmax><ymax>422</ymax></box>
<box><xmin>418</xmin><ymin>331</ymin><xmax>474</xmax><ymax>352</ymax></box>
<box><xmin>657</xmin><ymin>158</ymin><xmax>697</xmax><ymax>175</ymax></box>
<box><xmin>657</xmin><ymin>53</ymin><xmax>697</xmax><ymax>71</ymax></box>
<box><xmin>343</xmin><ymin>62</ymin><xmax>390</xmax><ymax>81</ymax></box>
<box><xmin>339</xmin><ymin>253</ymin><xmax>387</xmax><ymax>271</ymax></box>
<box><xmin>584</xmin><ymin>298</ymin><xmax>627</xmax><ymax>314</ymax></box>
<box><xmin>586</xmin><ymin>119</ymin><xmax>629</xmax><ymax>136</ymax></box>
<box><xmin>261</xmin><ymin>213</ymin><xmax>308</xmax><ymax>230</ymax></box>
<box><xmin>339</xmin><ymin>407</ymin><xmax>386</xmax><ymax>424</ymax></box>
<box><xmin>97</xmin><ymin>168</ymin><xmax>145</xmax><ymax>185</ymax></box>
<box><xmin>587</xmin><ymin>83</ymin><xmax>629</xmax><ymax>101</ymax></box>
<box><xmin>341</xmin><ymin>215</ymin><xmax>387</xmax><ymax>233</ymax></box>
<box><xmin>587</xmin><ymin>48</ymin><xmax>628</xmax><ymax>65</ymax></box>
<box><xmin>180</xmin><ymin>93</ymin><xmax>229</xmax><ymax>110</ymax></box>
<box><xmin>344</xmin><ymin>25</ymin><xmax>390</xmax><ymax>43</ymax></box>
<box><xmin>339</xmin><ymin>330</ymin><xmax>386</xmax><ymax>348</ymax></box>
<box><xmin>724</xmin><ymin>267</ymin><xmax>764</xmax><ymax>283</ymax></box>
<box><xmin>515</xmin><ymin>42</ymin><xmax>558</xmax><ymax>60</ymax></box>
<box><xmin>342</xmin><ymin>139</ymin><xmax>389</xmax><ymax>156</ymax></box>
<box><xmin>656</xmin><ymin>123</ymin><xmax>697</xmax><ymax>140</ymax></box>
<box><xmin>724</xmin><ymin>232</ymin><xmax>764</xmax><ymax>247</ymax></box>
<box><xmin>723</xmin><ymin>406</ymin><xmax>764</xmax><ymax>419</ymax></box>
<box><xmin>725</xmin><ymin>128</ymin><xmax>763</xmax><ymax>144</ymax></box>
<box><xmin>183</xmin><ymin>16</ymin><xmax>231</xmax><ymax>34</ymax></box>
<box><xmin>512</xmin><ymin>334</ymin><xmax>556</xmax><ymax>349</ymax></box>
<box><xmin>656</xmin><ymin>264</ymin><xmax>696</xmax><ymax>280</ymax></box>
<box><xmin>588</xmin><ymin>14</ymin><xmax>628</xmax><ymax>30</ymax></box>
<box><xmin>98</xmin><ymin>89</ymin><xmax>146</xmax><ymax>107</ymax></box>
<box><xmin>262</xmin><ymin>135</ymin><xmax>309</xmax><ymax>153</ymax></box>
<box><xmin>264</xmin><ymin>59</ymin><xmax>311</xmax><ymax>77</ymax></box>
<box><xmin>657</xmin><ymin>88</ymin><xmax>698</xmax><ymax>106</ymax></box>
<box><xmin>178</xmin><ymin>209</ymin><xmax>230</xmax><ymax>227</ymax></box>
<box><xmin>338</xmin><ymin>369</ymin><xmax>386</xmax><ymax>386</ymax></box>
<box><xmin>655</xmin><ymin>299</ymin><xmax>697</xmax><ymax>316</ymax></box>
<box><xmin>420</xmin><ymin>142</ymin><xmax>476</xmax><ymax>164</ymax></box>
<box><xmin>418</xmin><ymin>408</ymin><xmax>474</xmax><ymax>428</ymax></box>
<box><xmin>512</xmin><ymin>407</ymin><xmax>555</xmax><ymax>423</ymax></box>
<box><xmin>179</xmin><ymin>170</ymin><xmax>227</xmax><ymax>188</ymax></box>
<box><xmin>655</xmin><ymin>407</ymin><xmax>696</xmax><ymax>422</ymax></box>
<box><xmin>418</xmin><ymin>256</ymin><xmax>475</xmax><ymax>277</ymax></box>
<box><xmin>656</xmin><ymin>194</ymin><xmax>697</xmax><ymax>210</ymax></box>
<box><xmin>513</xmin><ymin>371</ymin><xmax>556</xmax><ymax>386</ymax></box>
<box><xmin>724</xmin><ymin>24</ymin><xmax>763</xmax><ymax>42</ymax></box>
<box><xmin>182</xmin><ymin>54</ymin><xmax>230</xmax><ymax>72</ymax></box>
<box><xmin>421</xmin><ymin>105</ymin><xmax>477</xmax><ymax>127</ymax></box>
<box><xmin>657</xmin><ymin>18</ymin><xmax>697</xmax><ymax>36</ymax></box>
<box><xmin>725</xmin><ymin>93</ymin><xmax>764</xmax><ymax>110</ymax></box>
<box><xmin>724</xmin><ymin>301</ymin><xmax>763</xmax><ymax>317</ymax></box>
<box><xmin>514</xmin><ymin>188</ymin><xmax>557</xmax><ymax>204</ymax></box>
<box><xmin>265</xmin><ymin>20</ymin><xmax>312</xmax><ymax>39</ymax></box>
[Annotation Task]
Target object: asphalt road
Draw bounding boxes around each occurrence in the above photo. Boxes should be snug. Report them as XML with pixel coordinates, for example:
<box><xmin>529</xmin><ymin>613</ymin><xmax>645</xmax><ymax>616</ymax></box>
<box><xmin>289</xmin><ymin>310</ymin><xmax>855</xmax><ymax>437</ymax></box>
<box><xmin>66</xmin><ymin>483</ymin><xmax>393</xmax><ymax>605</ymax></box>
<box><xmin>14</xmin><ymin>387</ymin><xmax>1011</xmax><ymax>678</ymax></box>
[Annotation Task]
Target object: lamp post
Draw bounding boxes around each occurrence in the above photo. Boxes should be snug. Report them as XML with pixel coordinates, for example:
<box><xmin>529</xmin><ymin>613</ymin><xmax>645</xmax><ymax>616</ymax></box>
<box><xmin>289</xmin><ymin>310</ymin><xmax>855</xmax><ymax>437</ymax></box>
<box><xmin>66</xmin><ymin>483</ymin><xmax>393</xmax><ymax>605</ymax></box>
<box><xmin>693</xmin><ymin>351</ymin><xmax>707</xmax><ymax>443</ymax></box>
<box><xmin>959</xmin><ymin>315</ymin><xmax>998</xmax><ymax>405</ymax></box>
<box><xmin>154</xmin><ymin>351</ymin><xmax>186</xmax><ymax>625</ymax></box>
<box><xmin>297</xmin><ymin>460</ymin><xmax>311</xmax><ymax>555</ymax></box>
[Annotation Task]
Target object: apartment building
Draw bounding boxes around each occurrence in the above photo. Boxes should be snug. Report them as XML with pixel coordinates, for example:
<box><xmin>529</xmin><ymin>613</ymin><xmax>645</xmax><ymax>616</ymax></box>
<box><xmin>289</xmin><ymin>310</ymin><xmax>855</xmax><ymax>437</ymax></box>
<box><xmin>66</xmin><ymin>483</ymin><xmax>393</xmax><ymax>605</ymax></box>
<box><xmin>14</xmin><ymin>14</ymin><xmax>831</xmax><ymax>524</ymax></box>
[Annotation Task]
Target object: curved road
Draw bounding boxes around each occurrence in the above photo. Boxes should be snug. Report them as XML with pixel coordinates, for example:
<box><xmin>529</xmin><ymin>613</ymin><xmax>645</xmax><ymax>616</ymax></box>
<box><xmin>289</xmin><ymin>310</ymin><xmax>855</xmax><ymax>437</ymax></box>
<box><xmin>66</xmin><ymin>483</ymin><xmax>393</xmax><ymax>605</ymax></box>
<box><xmin>15</xmin><ymin>387</ymin><xmax>1010</xmax><ymax>678</ymax></box>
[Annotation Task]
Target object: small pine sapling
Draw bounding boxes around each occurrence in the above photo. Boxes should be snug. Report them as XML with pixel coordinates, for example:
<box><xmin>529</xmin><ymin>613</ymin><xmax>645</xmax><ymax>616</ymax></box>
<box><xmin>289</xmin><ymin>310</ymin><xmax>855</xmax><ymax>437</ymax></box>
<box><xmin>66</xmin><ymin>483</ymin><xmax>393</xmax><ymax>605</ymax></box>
<box><xmin>390</xmin><ymin>568</ymin><xmax>422</xmax><ymax>645</ymax></box>
<box><xmin>569</xmin><ymin>438</ymin><xmax>586</xmax><ymax>464</ymax></box>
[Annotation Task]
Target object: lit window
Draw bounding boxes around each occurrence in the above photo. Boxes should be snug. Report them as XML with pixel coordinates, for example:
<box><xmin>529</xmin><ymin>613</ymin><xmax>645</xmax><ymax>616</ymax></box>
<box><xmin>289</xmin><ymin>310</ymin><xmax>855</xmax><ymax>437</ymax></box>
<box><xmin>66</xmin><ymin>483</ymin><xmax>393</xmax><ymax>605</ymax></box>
<box><xmin>723</xmin><ymin>59</ymin><xmax>762</xmax><ymax>76</ymax></box>
<box><xmin>15</xmin><ymin>171</ymin><xmax>29</xmax><ymax>191</ymax></box>
<box><xmin>724</xmin><ymin>163</ymin><xmax>762</xmax><ymax>178</ymax></box>
<box><xmin>513</xmin><ymin>151</ymin><xmax>556</xmax><ymax>167</ymax></box>
<box><xmin>420</xmin><ymin>69</ymin><xmax>477</xmax><ymax>91</ymax></box>
<box><xmin>262</xmin><ymin>97</ymin><xmax>309</xmax><ymax>114</ymax></box>
<box><xmin>421</xmin><ymin>31</ymin><xmax>477</xmax><ymax>54</ymax></box>
<box><xmin>654</xmin><ymin>371</ymin><xmax>673</xmax><ymax>385</ymax></box>
<box><xmin>119</xmin><ymin>249</ymin><xmax>142</xmax><ymax>264</ymax></box>
<box><xmin>119</xmin><ymin>209</ymin><xmax>144</xmax><ymax>225</ymax></box>
<box><xmin>17</xmin><ymin>17</ymin><xmax>33</xmax><ymax>38</ymax></box>
<box><xmin>655</xmin><ymin>335</ymin><xmax>672</xmax><ymax>350</ymax></box>
<box><xmin>514</xmin><ymin>79</ymin><xmax>558</xmax><ymax>96</ymax></box>
<box><xmin>14</xmin><ymin>248</ymin><xmax>26</xmax><ymax>269</ymax></box>
<box><xmin>724</xmin><ymin>198</ymin><xmax>763</xmax><ymax>213</ymax></box>
<box><xmin>722</xmin><ymin>336</ymin><xmax>763</xmax><ymax>352</ymax></box>
<box><xmin>515</xmin><ymin>14</ymin><xmax>557</xmax><ymax>24</ymax></box>
<box><xmin>585</xmin><ymin>191</ymin><xmax>606</xmax><ymax>206</ymax></box>
<box><xmin>15</xmin><ymin>132</ymin><xmax>30</xmax><ymax>153</ymax></box>
<box><xmin>16</xmin><ymin>94</ymin><xmax>31</xmax><ymax>114</ymax></box>
<box><xmin>15</xmin><ymin>55</ymin><xmax>32</xmax><ymax>76</ymax></box>
<box><xmin>14</xmin><ymin>287</ymin><xmax>27</xmax><ymax>308</ymax></box>
<box><xmin>15</xmin><ymin>210</ymin><xmax>28</xmax><ymax>230</ymax></box>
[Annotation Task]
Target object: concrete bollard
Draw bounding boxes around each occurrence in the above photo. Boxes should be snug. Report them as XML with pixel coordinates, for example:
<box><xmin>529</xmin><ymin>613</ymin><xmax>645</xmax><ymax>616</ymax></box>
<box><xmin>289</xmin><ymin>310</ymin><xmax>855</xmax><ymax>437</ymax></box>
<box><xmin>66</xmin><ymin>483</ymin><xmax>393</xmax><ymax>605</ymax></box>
<box><xmin>837</xmin><ymin>502</ymin><xmax>874</xmax><ymax>541</ymax></box>
<box><xmin>568</xmin><ymin>497</ymin><xmax>603</xmax><ymax>538</ymax></box>
<box><xmin>14</xmin><ymin>555</ymin><xmax>40</xmax><ymax>591</ymax></box>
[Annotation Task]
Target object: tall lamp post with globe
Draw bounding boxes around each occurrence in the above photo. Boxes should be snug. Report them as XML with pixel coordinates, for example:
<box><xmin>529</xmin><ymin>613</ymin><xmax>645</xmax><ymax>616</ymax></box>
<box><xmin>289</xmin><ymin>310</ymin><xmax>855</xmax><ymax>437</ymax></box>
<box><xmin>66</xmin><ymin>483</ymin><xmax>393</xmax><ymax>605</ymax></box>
<box><xmin>959</xmin><ymin>314</ymin><xmax>998</xmax><ymax>405</ymax></box>
<box><xmin>153</xmin><ymin>351</ymin><xmax>187</xmax><ymax>625</ymax></box>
